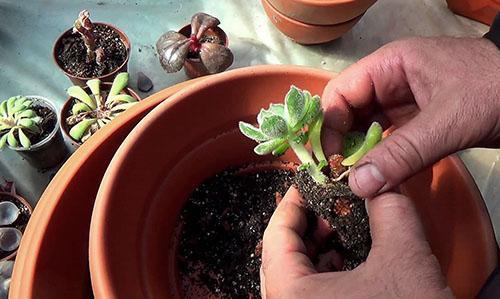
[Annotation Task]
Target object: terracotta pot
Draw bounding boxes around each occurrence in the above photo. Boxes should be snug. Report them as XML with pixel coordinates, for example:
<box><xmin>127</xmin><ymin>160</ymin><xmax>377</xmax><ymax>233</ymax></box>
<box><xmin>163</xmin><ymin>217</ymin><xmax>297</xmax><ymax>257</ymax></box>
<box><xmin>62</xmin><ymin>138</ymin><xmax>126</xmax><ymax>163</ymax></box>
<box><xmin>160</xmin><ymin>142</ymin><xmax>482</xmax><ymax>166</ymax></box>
<box><xmin>268</xmin><ymin>0</ymin><xmax>376</xmax><ymax>25</ymax></box>
<box><xmin>9</xmin><ymin>78</ymin><xmax>203</xmax><ymax>299</ymax></box>
<box><xmin>90</xmin><ymin>65</ymin><xmax>497</xmax><ymax>299</ymax></box>
<box><xmin>53</xmin><ymin>22</ymin><xmax>131</xmax><ymax>86</ymax></box>
<box><xmin>8</xmin><ymin>96</ymin><xmax>68</xmax><ymax>169</ymax></box>
<box><xmin>262</xmin><ymin>0</ymin><xmax>363</xmax><ymax>45</ymax></box>
<box><xmin>446</xmin><ymin>0</ymin><xmax>500</xmax><ymax>25</ymax></box>
<box><xmin>178</xmin><ymin>25</ymin><xmax>230</xmax><ymax>79</ymax></box>
<box><xmin>0</xmin><ymin>191</ymin><xmax>33</xmax><ymax>262</ymax></box>
<box><xmin>60</xmin><ymin>83</ymin><xmax>141</xmax><ymax>149</ymax></box>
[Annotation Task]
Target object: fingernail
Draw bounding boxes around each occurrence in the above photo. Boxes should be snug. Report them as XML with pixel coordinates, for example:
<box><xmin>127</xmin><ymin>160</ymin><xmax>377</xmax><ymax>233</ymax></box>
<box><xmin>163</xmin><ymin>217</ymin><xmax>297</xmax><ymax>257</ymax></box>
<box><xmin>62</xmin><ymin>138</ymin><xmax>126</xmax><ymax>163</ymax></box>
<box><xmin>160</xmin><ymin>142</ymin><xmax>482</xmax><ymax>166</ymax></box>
<box><xmin>352</xmin><ymin>163</ymin><xmax>385</xmax><ymax>196</ymax></box>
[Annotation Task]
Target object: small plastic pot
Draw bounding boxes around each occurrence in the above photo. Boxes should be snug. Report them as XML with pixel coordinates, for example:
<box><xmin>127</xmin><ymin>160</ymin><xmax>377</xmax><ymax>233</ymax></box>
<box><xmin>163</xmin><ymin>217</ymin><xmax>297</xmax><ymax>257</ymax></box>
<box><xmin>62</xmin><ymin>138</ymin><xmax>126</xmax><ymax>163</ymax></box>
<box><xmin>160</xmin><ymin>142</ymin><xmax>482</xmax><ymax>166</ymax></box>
<box><xmin>178</xmin><ymin>25</ymin><xmax>230</xmax><ymax>79</ymax></box>
<box><xmin>60</xmin><ymin>83</ymin><xmax>141</xmax><ymax>149</ymax></box>
<box><xmin>0</xmin><ymin>191</ymin><xmax>33</xmax><ymax>262</ymax></box>
<box><xmin>8</xmin><ymin>96</ymin><xmax>68</xmax><ymax>169</ymax></box>
<box><xmin>53</xmin><ymin>22</ymin><xmax>131</xmax><ymax>86</ymax></box>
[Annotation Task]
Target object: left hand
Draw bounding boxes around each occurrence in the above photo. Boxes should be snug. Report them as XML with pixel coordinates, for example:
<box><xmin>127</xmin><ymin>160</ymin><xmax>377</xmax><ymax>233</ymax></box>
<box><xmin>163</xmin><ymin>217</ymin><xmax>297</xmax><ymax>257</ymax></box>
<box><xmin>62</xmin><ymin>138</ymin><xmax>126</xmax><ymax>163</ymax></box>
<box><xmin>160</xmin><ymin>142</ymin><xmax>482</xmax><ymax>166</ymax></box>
<box><xmin>260</xmin><ymin>187</ymin><xmax>453</xmax><ymax>298</ymax></box>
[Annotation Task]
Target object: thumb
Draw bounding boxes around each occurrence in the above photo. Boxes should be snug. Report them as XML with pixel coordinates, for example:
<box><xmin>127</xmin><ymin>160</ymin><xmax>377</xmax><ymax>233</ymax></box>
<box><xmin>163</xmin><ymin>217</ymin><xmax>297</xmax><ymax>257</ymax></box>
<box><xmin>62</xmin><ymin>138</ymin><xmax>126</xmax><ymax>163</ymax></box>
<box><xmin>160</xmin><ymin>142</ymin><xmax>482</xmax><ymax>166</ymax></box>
<box><xmin>348</xmin><ymin>109</ymin><xmax>462</xmax><ymax>198</ymax></box>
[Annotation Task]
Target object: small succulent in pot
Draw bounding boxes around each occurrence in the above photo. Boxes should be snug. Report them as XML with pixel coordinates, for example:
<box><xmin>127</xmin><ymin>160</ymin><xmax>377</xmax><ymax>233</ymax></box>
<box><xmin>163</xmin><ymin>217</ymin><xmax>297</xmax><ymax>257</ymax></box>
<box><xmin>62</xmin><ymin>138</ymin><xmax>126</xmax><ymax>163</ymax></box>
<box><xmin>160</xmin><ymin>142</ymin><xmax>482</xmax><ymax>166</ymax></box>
<box><xmin>156</xmin><ymin>13</ymin><xmax>234</xmax><ymax>77</ymax></box>
<box><xmin>65</xmin><ymin>72</ymin><xmax>139</xmax><ymax>143</ymax></box>
<box><xmin>72</xmin><ymin>9</ymin><xmax>105</xmax><ymax>66</ymax></box>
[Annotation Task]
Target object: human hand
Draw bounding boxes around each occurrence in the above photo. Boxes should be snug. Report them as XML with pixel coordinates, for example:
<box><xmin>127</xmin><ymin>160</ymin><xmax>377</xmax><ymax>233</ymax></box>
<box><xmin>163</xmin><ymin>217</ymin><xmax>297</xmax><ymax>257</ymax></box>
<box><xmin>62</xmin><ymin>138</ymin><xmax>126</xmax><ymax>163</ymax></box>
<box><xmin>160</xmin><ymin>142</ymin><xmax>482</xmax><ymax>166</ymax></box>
<box><xmin>321</xmin><ymin>37</ymin><xmax>500</xmax><ymax>198</ymax></box>
<box><xmin>260</xmin><ymin>187</ymin><xmax>453</xmax><ymax>298</ymax></box>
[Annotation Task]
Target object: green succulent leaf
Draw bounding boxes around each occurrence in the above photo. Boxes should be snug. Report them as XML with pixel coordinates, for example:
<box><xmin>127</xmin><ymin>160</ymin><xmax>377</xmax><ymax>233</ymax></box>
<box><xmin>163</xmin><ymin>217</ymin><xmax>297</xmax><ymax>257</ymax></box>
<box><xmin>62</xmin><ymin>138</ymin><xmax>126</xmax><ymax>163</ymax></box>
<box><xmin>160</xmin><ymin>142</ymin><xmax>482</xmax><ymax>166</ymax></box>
<box><xmin>303</xmin><ymin>95</ymin><xmax>321</xmax><ymax>125</ymax></box>
<box><xmin>6</xmin><ymin>129</ymin><xmax>18</xmax><ymax>147</ymax></box>
<box><xmin>16</xmin><ymin>109</ymin><xmax>36</xmax><ymax>119</ymax></box>
<box><xmin>342</xmin><ymin>122</ymin><xmax>383</xmax><ymax>166</ymax></box>
<box><xmin>17</xmin><ymin>118</ymin><xmax>37</xmax><ymax>130</ymax></box>
<box><xmin>109</xmin><ymin>72</ymin><xmax>129</xmax><ymax>97</ymax></box>
<box><xmin>317</xmin><ymin>159</ymin><xmax>328</xmax><ymax>170</ymax></box>
<box><xmin>268</xmin><ymin>103</ymin><xmax>285</xmax><ymax>117</ymax></box>
<box><xmin>260</xmin><ymin>115</ymin><xmax>288</xmax><ymax>138</ymax></box>
<box><xmin>238</xmin><ymin>121</ymin><xmax>269</xmax><ymax>142</ymax></box>
<box><xmin>68</xmin><ymin>86</ymin><xmax>96</xmax><ymax>110</ymax></box>
<box><xmin>254</xmin><ymin>138</ymin><xmax>286</xmax><ymax>155</ymax></box>
<box><xmin>285</xmin><ymin>86</ymin><xmax>307</xmax><ymax>129</ymax></box>
<box><xmin>272</xmin><ymin>142</ymin><xmax>290</xmax><ymax>156</ymax></box>
<box><xmin>72</xmin><ymin>102</ymin><xmax>92</xmax><ymax>115</ymax></box>
<box><xmin>69</xmin><ymin>119</ymin><xmax>96</xmax><ymax>141</ymax></box>
<box><xmin>32</xmin><ymin>116</ymin><xmax>43</xmax><ymax>124</ymax></box>
<box><xmin>6</xmin><ymin>97</ymin><xmax>18</xmax><ymax>117</ymax></box>
<box><xmin>86</xmin><ymin>78</ymin><xmax>101</xmax><ymax>96</ymax></box>
<box><xmin>0</xmin><ymin>134</ymin><xmax>7</xmax><ymax>149</ymax></box>
<box><xmin>343</xmin><ymin>131</ymin><xmax>365</xmax><ymax>157</ymax></box>
<box><xmin>0</xmin><ymin>101</ymin><xmax>8</xmax><ymax>117</ymax></box>
<box><xmin>110</xmin><ymin>102</ymin><xmax>137</xmax><ymax>113</ymax></box>
<box><xmin>18</xmin><ymin>128</ymin><xmax>31</xmax><ymax>149</ymax></box>
<box><xmin>14</xmin><ymin>98</ymin><xmax>31</xmax><ymax>108</ymax></box>
<box><xmin>107</xmin><ymin>94</ymin><xmax>137</xmax><ymax>104</ymax></box>
<box><xmin>11</xmin><ymin>103</ymin><xmax>29</xmax><ymax>115</ymax></box>
<box><xmin>257</xmin><ymin>108</ymin><xmax>274</xmax><ymax>126</ymax></box>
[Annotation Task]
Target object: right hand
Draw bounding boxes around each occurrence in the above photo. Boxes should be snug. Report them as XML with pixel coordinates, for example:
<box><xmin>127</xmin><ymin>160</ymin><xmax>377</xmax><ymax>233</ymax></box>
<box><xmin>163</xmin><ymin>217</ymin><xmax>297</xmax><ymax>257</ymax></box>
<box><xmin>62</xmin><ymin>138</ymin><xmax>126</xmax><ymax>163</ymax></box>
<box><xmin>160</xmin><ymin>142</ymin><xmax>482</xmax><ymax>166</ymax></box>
<box><xmin>321</xmin><ymin>37</ymin><xmax>500</xmax><ymax>198</ymax></box>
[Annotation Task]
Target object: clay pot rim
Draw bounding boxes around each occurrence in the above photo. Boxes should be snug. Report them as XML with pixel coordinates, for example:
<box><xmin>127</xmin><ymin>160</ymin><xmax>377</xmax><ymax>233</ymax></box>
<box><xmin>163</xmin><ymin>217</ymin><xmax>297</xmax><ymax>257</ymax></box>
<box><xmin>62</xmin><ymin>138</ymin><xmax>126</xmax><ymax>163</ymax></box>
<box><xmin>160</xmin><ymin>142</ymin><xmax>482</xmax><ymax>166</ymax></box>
<box><xmin>59</xmin><ymin>82</ymin><xmax>142</xmax><ymax>146</ymax></box>
<box><xmin>52</xmin><ymin>22</ymin><xmax>131</xmax><ymax>82</ymax></box>
<box><xmin>0</xmin><ymin>191</ymin><xmax>33</xmax><ymax>262</ymax></box>
<box><xmin>265</xmin><ymin>0</ymin><xmax>364</xmax><ymax>28</ymax></box>
<box><xmin>7</xmin><ymin>96</ymin><xmax>60</xmax><ymax>152</ymax></box>
<box><xmin>178</xmin><ymin>24</ymin><xmax>229</xmax><ymax>63</ymax></box>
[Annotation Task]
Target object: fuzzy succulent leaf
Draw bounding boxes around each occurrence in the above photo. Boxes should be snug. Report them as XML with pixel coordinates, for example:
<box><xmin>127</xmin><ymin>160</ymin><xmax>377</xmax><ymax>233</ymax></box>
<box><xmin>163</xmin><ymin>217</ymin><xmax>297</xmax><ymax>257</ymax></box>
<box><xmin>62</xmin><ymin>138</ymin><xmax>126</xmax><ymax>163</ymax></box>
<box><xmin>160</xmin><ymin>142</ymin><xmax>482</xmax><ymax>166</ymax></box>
<box><xmin>261</xmin><ymin>115</ymin><xmax>288</xmax><ymax>138</ymax></box>
<box><xmin>257</xmin><ymin>109</ymin><xmax>274</xmax><ymax>126</ymax></box>
<box><xmin>6</xmin><ymin>129</ymin><xmax>18</xmax><ymax>147</ymax></box>
<box><xmin>342</xmin><ymin>122</ymin><xmax>383</xmax><ymax>166</ymax></box>
<box><xmin>72</xmin><ymin>102</ymin><xmax>92</xmax><ymax>115</ymax></box>
<box><xmin>303</xmin><ymin>95</ymin><xmax>321</xmax><ymax>126</ymax></box>
<box><xmin>109</xmin><ymin>73</ymin><xmax>129</xmax><ymax>97</ymax></box>
<box><xmin>285</xmin><ymin>86</ymin><xmax>307</xmax><ymax>130</ymax></box>
<box><xmin>69</xmin><ymin>119</ymin><xmax>96</xmax><ymax>141</ymax></box>
<box><xmin>268</xmin><ymin>103</ymin><xmax>285</xmax><ymax>117</ymax></box>
<box><xmin>254</xmin><ymin>138</ymin><xmax>286</xmax><ymax>155</ymax></box>
<box><xmin>0</xmin><ymin>134</ymin><xmax>7</xmax><ymax>149</ymax></box>
<box><xmin>86</xmin><ymin>78</ymin><xmax>101</xmax><ymax>96</ymax></box>
<box><xmin>68</xmin><ymin>86</ymin><xmax>96</xmax><ymax>110</ymax></box>
<box><xmin>18</xmin><ymin>128</ymin><xmax>31</xmax><ymax>149</ymax></box>
<box><xmin>191</xmin><ymin>13</ymin><xmax>220</xmax><ymax>39</ymax></box>
<box><xmin>238</xmin><ymin>122</ymin><xmax>269</xmax><ymax>142</ymax></box>
<box><xmin>272</xmin><ymin>142</ymin><xmax>290</xmax><ymax>156</ymax></box>
<box><xmin>199</xmin><ymin>43</ymin><xmax>233</xmax><ymax>74</ymax></box>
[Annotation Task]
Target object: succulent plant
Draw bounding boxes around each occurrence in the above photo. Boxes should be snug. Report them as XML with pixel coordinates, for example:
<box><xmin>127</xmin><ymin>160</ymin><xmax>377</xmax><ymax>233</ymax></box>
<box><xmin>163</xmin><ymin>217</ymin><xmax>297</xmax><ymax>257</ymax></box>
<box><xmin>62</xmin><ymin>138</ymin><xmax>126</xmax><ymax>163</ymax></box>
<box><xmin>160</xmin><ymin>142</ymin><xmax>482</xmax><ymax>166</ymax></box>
<box><xmin>66</xmin><ymin>72</ymin><xmax>138</xmax><ymax>143</ymax></box>
<box><xmin>156</xmin><ymin>12</ymin><xmax>234</xmax><ymax>75</ymax></box>
<box><xmin>239</xmin><ymin>86</ymin><xmax>382</xmax><ymax>185</ymax></box>
<box><xmin>73</xmin><ymin>9</ymin><xmax>105</xmax><ymax>65</ymax></box>
<box><xmin>0</xmin><ymin>96</ymin><xmax>44</xmax><ymax>149</ymax></box>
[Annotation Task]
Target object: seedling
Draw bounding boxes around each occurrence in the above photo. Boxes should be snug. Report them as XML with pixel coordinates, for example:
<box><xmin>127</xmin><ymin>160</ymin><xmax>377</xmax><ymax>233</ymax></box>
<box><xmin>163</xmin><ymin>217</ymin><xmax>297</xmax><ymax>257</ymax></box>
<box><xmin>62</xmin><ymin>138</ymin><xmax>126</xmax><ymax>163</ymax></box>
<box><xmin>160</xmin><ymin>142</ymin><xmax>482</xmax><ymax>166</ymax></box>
<box><xmin>66</xmin><ymin>72</ymin><xmax>138</xmax><ymax>143</ymax></box>
<box><xmin>0</xmin><ymin>96</ymin><xmax>43</xmax><ymax>149</ymax></box>
<box><xmin>156</xmin><ymin>12</ymin><xmax>233</xmax><ymax>74</ymax></box>
<box><xmin>239</xmin><ymin>86</ymin><xmax>382</xmax><ymax>185</ymax></box>
<box><xmin>73</xmin><ymin>10</ymin><xmax>105</xmax><ymax>65</ymax></box>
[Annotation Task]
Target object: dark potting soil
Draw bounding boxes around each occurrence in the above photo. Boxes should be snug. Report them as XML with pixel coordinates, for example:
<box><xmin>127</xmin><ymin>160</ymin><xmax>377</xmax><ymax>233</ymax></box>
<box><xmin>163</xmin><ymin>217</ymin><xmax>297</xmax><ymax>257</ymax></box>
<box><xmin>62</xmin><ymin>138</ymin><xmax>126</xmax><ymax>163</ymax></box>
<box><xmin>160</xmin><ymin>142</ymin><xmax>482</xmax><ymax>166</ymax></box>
<box><xmin>0</xmin><ymin>194</ymin><xmax>31</xmax><ymax>259</ymax></box>
<box><xmin>178</xmin><ymin>169</ymin><xmax>294</xmax><ymax>298</ymax></box>
<box><xmin>13</xmin><ymin>105</ymin><xmax>56</xmax><ymax>146</ymax></box>
<box><xmin>56</xmin><ymin>24</ymin><xmax>127</xmax><ymax>78</ymax></box>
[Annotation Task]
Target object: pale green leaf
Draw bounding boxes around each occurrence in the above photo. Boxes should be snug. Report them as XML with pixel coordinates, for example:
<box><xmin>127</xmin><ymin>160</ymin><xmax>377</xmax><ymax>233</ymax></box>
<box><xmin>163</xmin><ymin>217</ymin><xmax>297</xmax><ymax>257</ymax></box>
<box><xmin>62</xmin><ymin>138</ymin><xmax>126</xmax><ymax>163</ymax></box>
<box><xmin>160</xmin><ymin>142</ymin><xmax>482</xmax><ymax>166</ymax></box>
<box><xmin>239</xmin><ymin>122</ymin><xmax>269</xmax><ymax>142</ymax></box>
<box><xmin>0</xmin><ymin>101</ymin><xmax>8</xmax><ymax>117</ymax></box>
<box><xmin>72</xmin><ymin>102</ymin><xmax>92</xmax><ymax>115</ymax></box>
<box><xmin>67</xmin><ymin>86</ymin><xmax>96</xmax><ymax>110</ymax></box>
<box><xmin>107</xmin><ymin>94</ymin><xmax>137</xmax><ymax>105</ymax></box>
<box><xmin>254</xmin><ymin>138</ymin><xmax>286</xmax><ymax>155</ymax></box>
<box><xmin>272</xmin><ymin>142</ymin><xmax>289</xmax><ymax>156</ymax></box>
<box><xmin>86</xmin><ymin>78</ymin><xmax>101</xmax><ymax>96</ymax></box>
<box><xmin>257</xmin><ymin>108</ymin><xmax>273</xmax><ymax>126</ymax></box>
<box><xmin>16</xmin><ymin>109</ymin><xmax>36</xmax><ymax>119</ymax></box>
<box><xmin>261</xmin><ymin>115</ymin><xmax>288</xmax><ymax>138</ymax></box>
<box><xmin>0</xmin><ymin>134</ymin><xmax>7</xmax><ymax>149</ymax></box>
<box><xmin>109</xmin><ymin>72</ymin><xmax>129</xmax><ymax>96</ymax></box>
<box><xmin>69</xmin><ymin>119</ymin><xmax>96</xmax><ymax>141</ymax></box>
<box><xmin>284</xmin><ymin>86</ymin><xmax>306</xmax><ymax>129</ymax></box>
<box><xmin>6</xmin><ymin>129</ymin><xmax>18</xmax><ymax>147</ymax></box>
<box><xmin>342</xmin><ymin>122</ymin><xmax>383</xmax><ymax>166</ymax></box>
<box><xmin>18</xmin><ymin>128</ymin><xmax>31</xmax><ymax>149</ymax></box>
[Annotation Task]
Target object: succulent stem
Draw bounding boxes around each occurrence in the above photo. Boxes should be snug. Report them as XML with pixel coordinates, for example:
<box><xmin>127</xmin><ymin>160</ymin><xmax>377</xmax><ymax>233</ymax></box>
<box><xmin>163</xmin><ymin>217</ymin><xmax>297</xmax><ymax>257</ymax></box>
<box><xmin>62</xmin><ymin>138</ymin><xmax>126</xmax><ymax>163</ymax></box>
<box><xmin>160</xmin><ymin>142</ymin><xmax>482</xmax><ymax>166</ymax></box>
<box><xmin>289</xmin><ymin>139</ymin><xmax>327</xmax><ymax>185</ymax></box>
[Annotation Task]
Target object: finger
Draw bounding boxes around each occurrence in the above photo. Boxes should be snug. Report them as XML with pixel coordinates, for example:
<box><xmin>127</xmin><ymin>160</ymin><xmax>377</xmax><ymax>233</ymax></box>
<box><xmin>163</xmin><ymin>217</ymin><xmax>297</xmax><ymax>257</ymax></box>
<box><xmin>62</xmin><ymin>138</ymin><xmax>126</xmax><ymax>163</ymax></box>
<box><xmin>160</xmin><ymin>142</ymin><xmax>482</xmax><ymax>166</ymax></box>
<box><xmin>261</xmin><ymin>186</ymin><xmax>316</xmax><ymax>296</ymax></box>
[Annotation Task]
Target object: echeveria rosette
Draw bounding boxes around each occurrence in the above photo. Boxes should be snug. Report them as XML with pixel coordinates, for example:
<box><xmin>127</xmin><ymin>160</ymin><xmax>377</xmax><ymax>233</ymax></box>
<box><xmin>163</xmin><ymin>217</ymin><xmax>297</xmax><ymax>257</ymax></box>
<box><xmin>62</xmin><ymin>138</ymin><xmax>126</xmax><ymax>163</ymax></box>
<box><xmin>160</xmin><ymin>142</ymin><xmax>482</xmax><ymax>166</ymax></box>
<box><xmin>156</xmin><ymin>12</ymin><xmax>234</xmax><ymax>74</ymax></box>
<box><xmin>239</xmin><ymin>85</ymin><xmax>383</xmax><ymax>185</ymax></box>
<box><xmin>0</xmin><ymin>96</ymin><xmax>43</xmax><ymax>150</ymax></box>
<box><xmin>66</xmin><ymin>72</ymin><xmax>138</xmax><ymax>143</ymax></box>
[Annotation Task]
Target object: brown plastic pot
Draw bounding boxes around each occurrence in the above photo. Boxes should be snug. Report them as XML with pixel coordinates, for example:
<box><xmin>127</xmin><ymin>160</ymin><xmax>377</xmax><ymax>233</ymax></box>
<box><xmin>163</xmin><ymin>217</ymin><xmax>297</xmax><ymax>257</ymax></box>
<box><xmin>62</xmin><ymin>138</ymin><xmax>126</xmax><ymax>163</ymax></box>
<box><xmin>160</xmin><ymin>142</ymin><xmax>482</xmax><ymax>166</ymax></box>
<box><xmin>262</xmin><ymin>0</ymin><xmax>363</xmax><ymax>45</ymax></box>
<box><xmin>178</xmin><ymin>25</ymin><xmax>230</xmax><ymax>79</ymax></box>
<box><xmin>446</xmin><ymin>0</ymin><xmax>500</xmax><ymax>25</ymax></box>
<box><xmin>60</xmin><ymin>83</ymin><xmax>141</xmax><ymax>149</ymax></box>
<box><xmin>268</xmin><ymin>0</ymin><xmax>376</xmax><ymax>25</ymax></box>
<box><xmin>8</xmin><ymin>96</ymin><xmax>68</xmax><ymax>169</ymax></box>
<box><xmin>90</xmin><ymin>65</ymin><xmax>497</xmax><ymax>299</ymax></box>
<box><xmin>0</xmin><ymin>191</ymin><xmax>33</xmax><ymax>262</ymax></box>
<box><xmin>53</xmin><ymin>22</ymin><xmax>131</xmax><ymax>86</ymax></box>
<box><xmin>9</xmin><ymin>78</ymin><xmax>203</xmax><ymax>299</ymax></box>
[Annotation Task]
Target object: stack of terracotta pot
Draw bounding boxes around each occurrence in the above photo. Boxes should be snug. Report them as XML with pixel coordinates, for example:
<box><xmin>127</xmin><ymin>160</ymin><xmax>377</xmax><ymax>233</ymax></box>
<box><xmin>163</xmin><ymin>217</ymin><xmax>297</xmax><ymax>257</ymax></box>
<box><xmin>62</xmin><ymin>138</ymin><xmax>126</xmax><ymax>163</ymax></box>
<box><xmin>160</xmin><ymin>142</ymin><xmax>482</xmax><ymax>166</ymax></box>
<box><xmin>262</xmin><ymin>0</ymin><xmax>377</xmax><ymax>44</ymax></box>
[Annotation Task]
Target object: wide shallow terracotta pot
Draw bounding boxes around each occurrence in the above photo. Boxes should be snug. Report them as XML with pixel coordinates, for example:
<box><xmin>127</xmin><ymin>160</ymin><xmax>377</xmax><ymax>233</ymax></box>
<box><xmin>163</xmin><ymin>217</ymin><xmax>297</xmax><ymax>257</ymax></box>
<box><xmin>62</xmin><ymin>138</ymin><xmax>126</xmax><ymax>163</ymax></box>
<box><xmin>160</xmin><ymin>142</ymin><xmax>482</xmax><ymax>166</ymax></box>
<box><xmin>262</xmin><ymin>0</ymin><xmax>363</xmax><ymax>45</ymax></box>
<box><xmin>9</xmin><ymin>78</ymin><xmax>202</xmax><ymax>299</ymax></box>
<box><xmin>268</xmin><ymin>0</ymin><xmax>376</xmax><ymax>25</ymax></box>
<box><xmin>90</xmin><ymin>65</ymin><xmax>497</xmax><ymax>299</ymax></box>
<box><xmin>53</xmin><ymin>22</ymin><xmax>131</xmax><ymax>86</ymax></box>
<box><xmin>446</xmin><ymin>0</ymin><xmax>500</xmax><ymax>25</ymax></box>
<box><xmin>60</xmin><ymin>83</ymin><xmax>141</xmax><ymax>149</ymax></box>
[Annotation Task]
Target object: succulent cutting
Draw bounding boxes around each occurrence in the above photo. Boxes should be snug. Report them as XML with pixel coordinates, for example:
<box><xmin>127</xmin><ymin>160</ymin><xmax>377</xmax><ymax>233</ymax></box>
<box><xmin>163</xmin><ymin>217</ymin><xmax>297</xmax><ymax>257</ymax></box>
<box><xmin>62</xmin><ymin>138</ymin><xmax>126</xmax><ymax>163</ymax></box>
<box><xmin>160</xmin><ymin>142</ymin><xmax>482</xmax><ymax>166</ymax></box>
<box><xmin>156</xmin><ymin>12</ymin><xmax>233</xmax><ymax>75</ymax></box>
<box><xmin>66</xmin><ymin>72</ymin><xmax>138</xmax><ymax>143</ymax></box>
<box><xmin>239</xmin><ymin>85</ymin><xmax>383</xmax><ymax>184</ymax></box>
<box><xmin>73</xmin><ymin>9</ymin><xmax>105</xmax><ymax>65</ymax></box>
<box><xmin>0</xmin><ymin>96</ymin><xmax>44</xmax><ymax>149</ymax></box>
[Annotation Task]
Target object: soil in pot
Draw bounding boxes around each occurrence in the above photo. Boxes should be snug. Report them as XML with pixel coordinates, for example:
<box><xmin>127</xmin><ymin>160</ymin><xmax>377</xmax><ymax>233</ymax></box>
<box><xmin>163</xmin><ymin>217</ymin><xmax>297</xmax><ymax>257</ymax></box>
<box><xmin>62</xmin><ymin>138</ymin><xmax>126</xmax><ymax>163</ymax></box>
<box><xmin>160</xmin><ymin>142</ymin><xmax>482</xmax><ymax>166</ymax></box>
<box><xmin>56</xmin><ymin>24</ymin><xmax>127</xmax><ymax>78</ymax></box>
<box><xmin>0</xmin><ymin>193</ymin><xmax>31</xmax><ymax>260</ymax></box>
<box><xmin>178</xmin><ymin>159</ymin><xmax>370</xmax><ymax>298</ymax></box>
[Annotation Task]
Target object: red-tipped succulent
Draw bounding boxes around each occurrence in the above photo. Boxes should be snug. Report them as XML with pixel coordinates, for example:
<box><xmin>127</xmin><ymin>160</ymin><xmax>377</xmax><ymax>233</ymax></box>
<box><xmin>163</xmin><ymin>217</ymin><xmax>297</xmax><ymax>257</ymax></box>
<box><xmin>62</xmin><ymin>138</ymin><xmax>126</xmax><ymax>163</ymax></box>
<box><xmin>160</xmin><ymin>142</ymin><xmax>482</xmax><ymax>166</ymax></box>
<box><xmin>156</xmin><ymin>13</ymin><xmax>234</xmax><ymax>75</ymax></box>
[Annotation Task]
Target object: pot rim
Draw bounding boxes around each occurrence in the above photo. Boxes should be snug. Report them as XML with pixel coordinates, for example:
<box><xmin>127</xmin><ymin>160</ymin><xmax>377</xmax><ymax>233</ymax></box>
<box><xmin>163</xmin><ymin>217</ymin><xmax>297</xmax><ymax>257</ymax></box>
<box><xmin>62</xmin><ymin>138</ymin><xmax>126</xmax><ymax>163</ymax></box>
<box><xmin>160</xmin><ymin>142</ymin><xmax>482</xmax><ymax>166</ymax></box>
<box><xmin>52</xmin><ymin>22</ymin><xmax>131</xmax><ymax>82</ymax></box>
<box><xmin>60</xmin><ymin>82</ymin><xmax>142</xmax><ymax>146</ymax></box>
<box><xmin>7</xmin><ymin>96</ymin><xmax>60</xmax><ymax>152</ymax></box>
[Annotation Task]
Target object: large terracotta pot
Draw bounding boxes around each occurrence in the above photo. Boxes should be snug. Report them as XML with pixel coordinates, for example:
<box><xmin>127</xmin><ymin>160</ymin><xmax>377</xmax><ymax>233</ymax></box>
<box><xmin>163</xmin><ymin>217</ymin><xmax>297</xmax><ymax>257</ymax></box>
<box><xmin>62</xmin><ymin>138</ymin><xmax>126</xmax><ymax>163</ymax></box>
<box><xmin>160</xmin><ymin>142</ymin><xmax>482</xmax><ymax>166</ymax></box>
<box><xmin>53</xmin><ymin>22</ymin><xmax>131</xmax><ymax>86</ymax></box>
<box><xmin>90</xmin><ymin>65</ymin><xmax>497</xmax><ymax>299</ymax></box>
<box><xmin>9</xmin><ymin>78</ymin><xmax>203</xmax><ymax>299</ymax></box>
<box><xmin>262</xmin><ymin>0</ymin><xmax>363</xmax><ymax>45</ymax></box>
<box><xmin>446</xmin><ymin>0</ymin><xmax>500</xmax><ymax>25</ymax></box>
<box><xmin>268</xmin><ymin>0</ymin><xmax>376</xmax><ymax>25</ymax></box>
